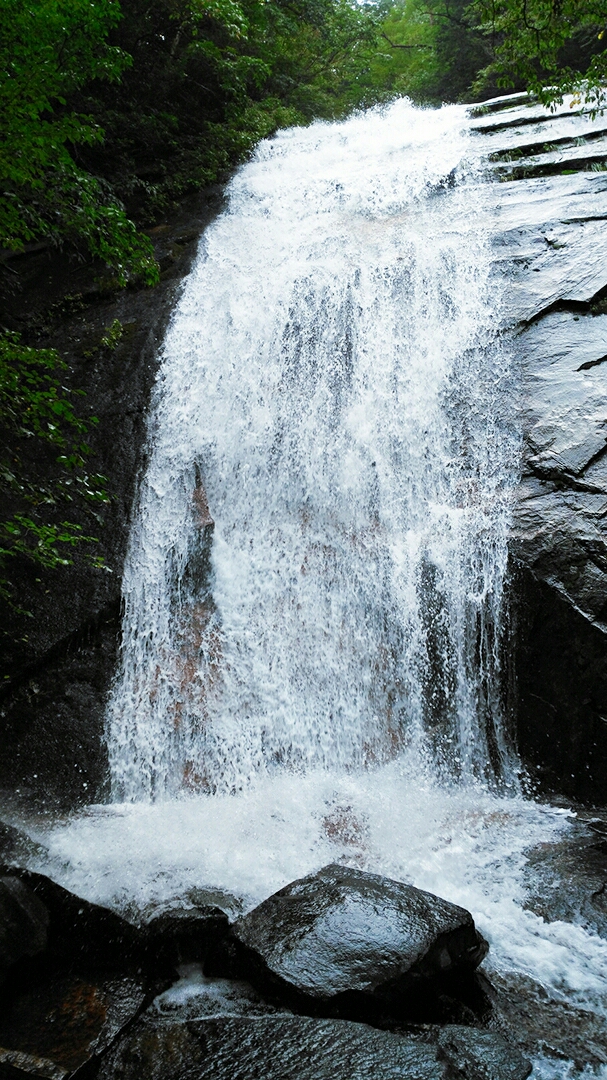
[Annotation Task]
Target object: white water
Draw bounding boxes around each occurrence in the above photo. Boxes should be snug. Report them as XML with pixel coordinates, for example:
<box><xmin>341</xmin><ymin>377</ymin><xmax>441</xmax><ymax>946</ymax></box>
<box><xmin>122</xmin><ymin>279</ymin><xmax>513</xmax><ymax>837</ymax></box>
<box><xmin>108</xmin><ymin>99</ymin><xmax>517</xmax><ymax>800</ymax></box>
<box><xmin>25</xmin><ymin>100</ymin><xmax>607</xmax><ymax>1072</ymax></box>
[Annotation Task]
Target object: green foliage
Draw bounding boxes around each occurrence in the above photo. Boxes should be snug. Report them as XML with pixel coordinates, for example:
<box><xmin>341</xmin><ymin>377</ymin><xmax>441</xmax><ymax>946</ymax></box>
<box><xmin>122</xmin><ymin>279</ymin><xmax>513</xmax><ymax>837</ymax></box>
<box><xmin>358</xmin><ymin>0</ymin><xmax>492</xmax><ymax>106</ymax></box>
<box><xmin>469</xmin><ymin>0</ymin><xmax>607</xmax><ymax>107</ymax></box>
<box><xmin>100</xmin><ymin>319</ymin><xmax>125</xmax><ymax>350</ymax></box>
<box><xmin>69</xmin><ymin>0</ymin><xmax>391</xmax><ymax>222</ymax></box>
<box><xmin>0</xmin><ymin>333</ymin><xmax>109</xmax><ymax>615</ymax></box>
<box><xmin>346</xmin><ymin>0</ymin><xmax>440</xmax><ymax>106</ymax></box>
<box><xmin>0</xmin><ymin>0</ymin><xmax>158</xmax><ymax>283</ymax></box>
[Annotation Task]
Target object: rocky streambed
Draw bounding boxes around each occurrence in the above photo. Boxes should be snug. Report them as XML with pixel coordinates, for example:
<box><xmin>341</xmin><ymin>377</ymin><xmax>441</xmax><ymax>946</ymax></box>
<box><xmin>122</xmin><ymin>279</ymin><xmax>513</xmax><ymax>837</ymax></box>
<box><xmin>0</xmin><ymin>855</ymin><xmax>534</xmax><ymax>1080</ymax></box>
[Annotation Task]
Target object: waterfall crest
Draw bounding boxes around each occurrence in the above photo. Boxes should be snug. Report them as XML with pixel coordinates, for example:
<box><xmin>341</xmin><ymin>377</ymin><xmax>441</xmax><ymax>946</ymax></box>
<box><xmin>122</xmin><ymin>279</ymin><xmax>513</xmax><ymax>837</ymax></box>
<box><xmin>106</xmin><ymin>98</ymin><xmax>519</xmax><ymax>802</ymax></box>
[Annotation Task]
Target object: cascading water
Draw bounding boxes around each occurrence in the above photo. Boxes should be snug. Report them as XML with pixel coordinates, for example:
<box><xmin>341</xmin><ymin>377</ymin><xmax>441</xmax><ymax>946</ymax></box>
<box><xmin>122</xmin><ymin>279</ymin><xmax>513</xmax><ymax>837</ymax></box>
<box><xmin>20</xmin><ymin>100</ymin><xmax>607</xmax><ymax>1077</ymax></box>
<box><xmin>107</xmin><ymin>99</ymin><xmax>518</xmax><ymax>802</ymax></box>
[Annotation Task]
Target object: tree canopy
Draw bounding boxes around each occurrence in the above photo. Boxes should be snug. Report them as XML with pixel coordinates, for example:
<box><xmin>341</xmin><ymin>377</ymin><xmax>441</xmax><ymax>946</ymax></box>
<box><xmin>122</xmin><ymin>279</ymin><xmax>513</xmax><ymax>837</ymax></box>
<box><xmin>469</xmin><ymin>0</ymin><xmax>607</xmax><ymax>108</ymax></box>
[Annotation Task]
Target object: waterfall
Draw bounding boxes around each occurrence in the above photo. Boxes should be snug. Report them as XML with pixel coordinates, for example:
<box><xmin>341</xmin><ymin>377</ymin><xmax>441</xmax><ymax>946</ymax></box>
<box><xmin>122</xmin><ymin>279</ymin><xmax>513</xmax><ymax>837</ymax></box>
<box><xmin>27</xmin><ymin>102</ymin><xmax>607</xmax><ymax>1073</ymax></box>
<box><xmin>106</xmin><ymin>98</ymin><xmax>519</xmax><ymax>803</ymax></box>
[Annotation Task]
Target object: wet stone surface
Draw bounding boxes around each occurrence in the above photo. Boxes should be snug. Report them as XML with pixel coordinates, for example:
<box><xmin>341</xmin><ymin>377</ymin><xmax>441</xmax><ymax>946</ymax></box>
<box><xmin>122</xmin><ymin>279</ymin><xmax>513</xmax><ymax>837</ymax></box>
<box><xmin>97</xmin><ymin>1013</ymin><xmax>531</xmax><ymax>1080</ymax></box>
<box><xmin>470</xmin><ymin>92</ymin><xmax>607</xmax><ymax>802</ymax></box>
<box><xmin>488</xmin><ymin>969</ymin><xmax>607</xmax><ymax>1071</ymax></box>
<box><xmin>151</xmin><ymin>964</ymin><xmax>284</xmax><ymax>1023</ymax></box>
<box><xmin>140</xmin><ymin>898</ymin><xmax>231</xmax><ymax>969</ymax></box>
<box><xmin>0</xmin><ymin>974</ymin><xmax>146</xmax><ymax>1078</ymax></box>
<box><xmin>523</xmin><ymin>809</ymin><xmax>607</xmax><ymax>937</ymax></box>
<box><xmin>0</xmin><ymin>876</ymin><xmax>48</xmax><ymax>986</ymax></box>
<box><xmin>210</xmin><ymin>864</ymin><xmax>489</xmax><ymax>1021</ymax></box>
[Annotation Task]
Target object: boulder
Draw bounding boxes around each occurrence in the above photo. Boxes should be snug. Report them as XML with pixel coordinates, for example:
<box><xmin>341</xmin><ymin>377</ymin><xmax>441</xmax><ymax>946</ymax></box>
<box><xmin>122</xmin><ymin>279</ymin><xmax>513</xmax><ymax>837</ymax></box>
<box><xmin>210</xmin><ymin>864</ymin><xmax>488</xmax><ymax>1020</ymax></box>
<box><xmin>140</xmin><ymin>892</ymin><xmax>231</xmax><ymax>967</ymax></box>
<box><xmin>0</xmin><ymin>974</ymin><xmax>147</xmax><ymax>1079</ymax></box>
<box><xmin>0</xmin><ymin>868</ymin><xmax>144</xmax><ymax>972</ymax></box>
<box><xmin>436</xmin><ymin>1026</ymin><xmax>531</xmax><ymax>1080</ymax></box>
<box><xmin>0</xmin><ymin>876</ymin><xmax>49</xmax><ymax>986</ymax></box>
<box><xmin>97</xmin><ymin>1013</ymin><xmax>530</xmax><ymax>1080</ymax></box>
<box><xmin>151</xmin><ymin>965</ymin><xmax>283</xmax><ymax>1023</ymax></box>
<box><xmin>0</xmin><ymin>821</ymin><xmax>49</xmax><ymax>867</ymax></box>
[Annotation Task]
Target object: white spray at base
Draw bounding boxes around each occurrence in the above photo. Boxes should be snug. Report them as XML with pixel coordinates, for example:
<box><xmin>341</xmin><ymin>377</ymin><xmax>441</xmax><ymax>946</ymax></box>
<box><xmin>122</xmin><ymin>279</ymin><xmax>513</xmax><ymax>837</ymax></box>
<box><xmin>31</xmin><ymin>100</ymin><xmax>607</xmax><ymax>1073</ymax></box>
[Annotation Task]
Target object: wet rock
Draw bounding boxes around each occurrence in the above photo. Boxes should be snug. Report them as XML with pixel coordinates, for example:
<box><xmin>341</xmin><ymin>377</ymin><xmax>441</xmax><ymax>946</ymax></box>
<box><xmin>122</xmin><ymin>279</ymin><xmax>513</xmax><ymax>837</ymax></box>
<box><xmin>0</xmin><ymin>974</ymin><xmax>146</xmax><ymax>1078</ymax></box>
<box><xmin>0</xmin><ymin>186</ymin><xmax>226</xmax><ymax>810</ymax></box>
<box><xmin>488</xmin><ymin>968</ymin><xmax>607</xmax><ymax>1070</ymax></box>
<box><xmin>0</xmin><ymin>822</ymin><xmax>48</xmax><ymax>868</ymax></box>
<box><xmin>0</xmin><ymin>868</ymin><xmax>144</xmax><ymax>972</ymax></box>
<box><xmin>514</xmin><ymin>568</ymin><xmax>607</xmax><ymax>801</ymax></box>
<box><xmin>0</xmin><ymin>876</ymin><xmax>49</xmax><ymax>986</ymax></box>
<box><xmin>98</xmin><ymin>1012</ymin><xmax>531</xmax><ymax>1080</ymax></box>
<box><xmin>211</xmin><ymin>864</ymin><xmax>488</xmax><ymax>1021</ymax></box>
<box><xmin>98</xmin><ymin>1014</ymin><xmax>446</xmax><ymax>1080</ymax></box>
<box><xmin>436</xmin><ymin>1026</ymin><xmax>531</xmax><ymax>1080</ymax></box>
<box><xmin>141</xmin><ymin>894</ymin><xmax>231</xmax><ymax>967</ymax></box>
<box><xmin>473</xmin><ymin>93</ymin><xmax>607</xmax><ymax>800</ymax></box>
<box><xmin>522</xmin><ymin>810</ymin><xmax>607</xmax><ymax>937</ymax></box>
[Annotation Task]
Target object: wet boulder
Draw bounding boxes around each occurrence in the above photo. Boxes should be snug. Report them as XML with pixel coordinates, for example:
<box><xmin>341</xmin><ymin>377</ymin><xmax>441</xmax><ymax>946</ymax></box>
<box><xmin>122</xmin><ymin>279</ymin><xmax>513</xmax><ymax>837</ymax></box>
<box><xmin>0</xmin><ymin>871</ymin><xmax>169</xmax><ymax>1078</ymax></box>
<box><xmin>436</xmin><ymin>1026</ymin><xmax>531</xmax><ymax>1080</ymax></box>
<box><xmin>97</xmin><ymin>1013</ymin><xmax>531</xmax><ymax>1080</ymax></box>
<box><xmin>210</xmin><ymin>864</ymin><xmax>488</xmax><ymax>1020</ymax></box>
<box><xmin>0</xmin><ymin>875</ymin><xmax>49</xmax><ymax>986</ymax></box>
<box><xmin>0</xmin><ymin>868</ymin><xmax>144</xmax><ymax>972</ymax></box>
<box><xmin>98</xmin><ymin>1014</ymin><xmax>446</xmax><ymax>1080</ymax></box>
<box><xmin>140</xmin><ymin>890</ymin><xmax>232</xmax><ymax>967</ymax></box>
<box><xmin>151</xmin><ymin>965</ymin><xmax>283</xmax><ymax>1023</ymax></box>
<box><xmin>0</xmin><ymin>973</ymin><xmax>147</xmax><ymax>1079</ymax></box>
<box><xmin>0</xmin><ymin>821</ymin><xmax>49</xmax><ymax>868</ymax></box>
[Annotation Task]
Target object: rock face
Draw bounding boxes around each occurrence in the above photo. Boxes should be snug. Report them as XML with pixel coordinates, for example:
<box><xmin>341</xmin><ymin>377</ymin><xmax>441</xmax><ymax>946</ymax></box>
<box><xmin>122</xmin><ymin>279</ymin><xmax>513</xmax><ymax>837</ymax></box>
<box><xmin>471</xmin><ymin>94</ymin><xmax>607</xmax><ymax>800</ymax></box>
<box><xmin>0</xmin><ymin>188</ymin><xmax>225</xmax><ymax>808</ymax></box>
<box><xmin>2</xmin><ymin>94</ymin><xmax>607</xmax><ymax>808</ymax></box>
<box><xmin>0</xmin><ymin>974</ymin><xmax>147</xmax><ymax>1079</ymax></box>
<box><xmin>97</xmin><ymin>1014</ymin><xmax>531</xmax><ymax>1080</ymax></box>
<box><xmin>0</xmin><ymin>876</ymin><xmax>48</xmax><ymax>985</ymax></box>
<box><xmin>212</xmin><ymin>864</ymin><xmax>488</xmax><ymax>1020</ymax></box>
<box><xmin>0</xmin><ymin>870</ymin><xmax>158</xmax><ymax>1079</ymax></box>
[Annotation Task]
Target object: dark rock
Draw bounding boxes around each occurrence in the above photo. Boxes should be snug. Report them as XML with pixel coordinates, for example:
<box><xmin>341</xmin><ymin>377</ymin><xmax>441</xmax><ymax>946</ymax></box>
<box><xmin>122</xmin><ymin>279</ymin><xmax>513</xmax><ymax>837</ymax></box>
<box><xmin>98</xmin><ymin>1014</ymin><xmax>446</xmax><ymax>1080</ymax></box>
<box><xmin>97</xmin><ymin>1012</ymin><xmax>531</xmax><ymax>1080</ymax></box>
<box><xmin>472</xmin><ymin>93</ymin><xmax>607</xmax><ymax>800</ymax></box>
<box><xmin>141</xmin><ymin>895</ymin><xmax>230</xmax><ymax>967</ymax></box>
<box><xmin>522</xmin><ymin>809</ymin><xmax>607</xmax><ymax>937</ymax></box>
<box><xmin>487</xmin><ymin>968</ymin><xmax>607</xmax><ymax>1070</ymax></box>
<box><xmin>210</xmin><ymin>864</ymin><xmax>488</xmax><ymax>1021</ymax></box>
<box><xmin>515</xmin><ymin>568</ymin><xmax>607</xmax><ymax>801</ymax></box>
<box><xmin>0</xmin><ymin>870</ymin><xmax>190</xmax><ymax>1077</ymax></box>
<box><xmin>0</xmin><ymin>187</ymin><xmax>225</xmax><ymax>810</ymax></box>
<box><xmin>0</xmin><ymin>868</ymin><xmax>144</xmax><ymax>973</ymax></box>
<box><xmin>436</xmin><ymin>1026</ymin><xmax>531</xmax><ymax>1080</ymax></box>
<box><xmin>0</xmin><ymin>822</ymin><xmax>48</xmax><ymax>870</ymax></box>
<box><xmin>0</xmin><ymin>973</ymin><xmax>146</xmax><ymax>1078</ymax></box>
<box><xmin>0</xmin><ymin>876</ymin><xmax>49</xmax><ymax>986</ymax></box>
<box><xmin>151</xmin><ymin>966</ymin><xmax>284</xmax><ymax>1023</ymax></box>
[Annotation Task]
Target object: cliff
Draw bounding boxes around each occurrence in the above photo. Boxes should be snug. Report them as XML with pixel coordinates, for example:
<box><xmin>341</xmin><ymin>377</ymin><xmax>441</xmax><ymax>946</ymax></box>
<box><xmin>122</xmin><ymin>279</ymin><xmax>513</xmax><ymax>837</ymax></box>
<box><xmin>471</xmin><ymin>94</ymin><xmax>607</xmax><ymax>801</ymax></box>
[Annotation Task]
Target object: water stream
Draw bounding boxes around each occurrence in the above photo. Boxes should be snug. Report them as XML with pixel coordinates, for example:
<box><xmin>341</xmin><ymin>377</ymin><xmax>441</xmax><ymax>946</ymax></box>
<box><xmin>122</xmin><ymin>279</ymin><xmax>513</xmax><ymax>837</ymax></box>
<box><xmin>24</xmin><ymin>100</ymin><xmax>607</xmax><ymax>1073</ymax></box>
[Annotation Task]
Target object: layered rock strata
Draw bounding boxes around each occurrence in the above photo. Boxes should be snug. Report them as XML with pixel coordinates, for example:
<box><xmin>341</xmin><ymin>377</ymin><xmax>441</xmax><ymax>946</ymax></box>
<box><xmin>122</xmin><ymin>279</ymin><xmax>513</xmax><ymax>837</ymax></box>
<box><xmin>472</xmin><ymin>94</ymin><xmax>607</xmax><ymax>800</ymax></box>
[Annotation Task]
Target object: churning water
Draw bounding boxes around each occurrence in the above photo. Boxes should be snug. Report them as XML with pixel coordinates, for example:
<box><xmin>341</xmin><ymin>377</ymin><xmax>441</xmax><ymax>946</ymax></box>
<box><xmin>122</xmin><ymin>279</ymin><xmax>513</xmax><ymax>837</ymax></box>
<box><xmin>108</xmin><ymin>99</ymin><xmax>518</xmax><ymax>801</ymax></box>
<box><xmin>25</xmin><ymin>100</ymin><xmax>607</xmax><ymax>1072</ymax></box>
